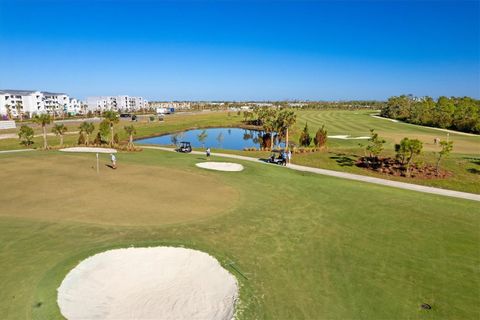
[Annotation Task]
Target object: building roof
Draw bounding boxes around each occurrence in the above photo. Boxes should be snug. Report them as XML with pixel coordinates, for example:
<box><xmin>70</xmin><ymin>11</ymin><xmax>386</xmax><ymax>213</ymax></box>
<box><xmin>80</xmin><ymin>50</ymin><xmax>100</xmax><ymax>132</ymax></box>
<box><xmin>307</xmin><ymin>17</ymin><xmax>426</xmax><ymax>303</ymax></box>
<box><xmin>42</xmin><ymin>91</ymin><xmax>67</xmax><ymax>96</ymax></box>
<box><xmin>0</xmin><ymin>89</ymin><xmax>67</xmax><ymax>96</ymax></box>
<box><xmin>0</xmin><ymin>89</ymin><xmax>39</xmax><ymax>95</ymax></box>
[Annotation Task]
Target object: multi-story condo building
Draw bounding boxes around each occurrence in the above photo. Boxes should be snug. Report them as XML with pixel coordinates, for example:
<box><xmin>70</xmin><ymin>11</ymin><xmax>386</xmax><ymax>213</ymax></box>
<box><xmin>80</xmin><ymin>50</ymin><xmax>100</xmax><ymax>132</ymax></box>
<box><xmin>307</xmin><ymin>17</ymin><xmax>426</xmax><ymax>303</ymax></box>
<box><xmin>0</xmin><ymin>89</ymin><xmax>84</xmax><ymax>117</ymax></box>
<box><xmin>86</xmin><ymin>95</ymin><xmax>148</xmax><ymax>112</ymax></box>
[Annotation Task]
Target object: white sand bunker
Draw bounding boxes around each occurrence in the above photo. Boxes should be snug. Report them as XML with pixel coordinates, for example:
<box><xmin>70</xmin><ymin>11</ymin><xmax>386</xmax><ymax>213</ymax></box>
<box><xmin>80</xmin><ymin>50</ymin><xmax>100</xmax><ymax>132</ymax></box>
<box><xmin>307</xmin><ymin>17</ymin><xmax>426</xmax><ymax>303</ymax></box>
<box><xmin>328</xmin><ymin>135</ymin><xmax>370</xmax><ymax>140</ymax></box>
<box><xmin>196</xmin><ymin>162</ymin><xmax>244</xmax><ymax>172</ymax></box>
<box><xmin>57</xmin><ymin>247</ymin><xmax>238</xmax><ymax>320</ymax></box>
<box><xmin>59</xmin><ymin>147</ymin><xmax>117</xmax><ymax>153</ymax></box>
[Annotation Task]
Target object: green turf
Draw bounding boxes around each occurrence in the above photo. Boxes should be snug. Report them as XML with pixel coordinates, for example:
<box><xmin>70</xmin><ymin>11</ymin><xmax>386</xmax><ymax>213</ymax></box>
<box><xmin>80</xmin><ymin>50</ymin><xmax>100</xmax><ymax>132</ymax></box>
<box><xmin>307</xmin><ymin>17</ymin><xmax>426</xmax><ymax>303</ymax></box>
<box><xmin>1</xmin><ymin>109</ymin><xmax>479</xmax><ymax>193</ymax></box>
<box><xmin>0</xmin><ymin>149</ymin><xmax>478</xmax><ymax>319</ymax></box>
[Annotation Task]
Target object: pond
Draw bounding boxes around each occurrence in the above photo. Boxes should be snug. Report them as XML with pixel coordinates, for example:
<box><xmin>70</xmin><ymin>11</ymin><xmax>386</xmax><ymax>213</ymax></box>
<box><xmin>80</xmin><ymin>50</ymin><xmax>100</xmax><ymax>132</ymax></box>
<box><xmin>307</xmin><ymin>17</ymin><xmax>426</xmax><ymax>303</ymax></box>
<box><xmin>136</xmin><ymin>127</ymin><xmax>285</xmax><ymax>150</ymax></box>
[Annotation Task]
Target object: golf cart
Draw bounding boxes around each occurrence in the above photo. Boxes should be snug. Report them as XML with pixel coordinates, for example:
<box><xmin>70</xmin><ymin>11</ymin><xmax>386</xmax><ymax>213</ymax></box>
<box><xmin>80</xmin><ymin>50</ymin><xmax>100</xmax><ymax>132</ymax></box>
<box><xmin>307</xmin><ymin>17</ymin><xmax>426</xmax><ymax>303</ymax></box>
<box><xmin>176</xmin><ymin>141</ymin><xmax>192</xmax><ymax>153</ymax></box>
<box><xmin>267</xmin><ymin>149</ymin><xmax>286</xmax><ymax>166</ymax></box>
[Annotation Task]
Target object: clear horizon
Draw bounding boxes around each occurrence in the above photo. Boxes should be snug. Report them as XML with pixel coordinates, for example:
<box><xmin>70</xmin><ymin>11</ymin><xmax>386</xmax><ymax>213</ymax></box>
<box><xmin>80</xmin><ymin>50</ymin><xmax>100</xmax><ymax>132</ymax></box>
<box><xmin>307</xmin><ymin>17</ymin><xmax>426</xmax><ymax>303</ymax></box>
<box><xmin>0</xmin><ymin>0</ymin><xmax>478</xmax><ymax>101</ymax></box>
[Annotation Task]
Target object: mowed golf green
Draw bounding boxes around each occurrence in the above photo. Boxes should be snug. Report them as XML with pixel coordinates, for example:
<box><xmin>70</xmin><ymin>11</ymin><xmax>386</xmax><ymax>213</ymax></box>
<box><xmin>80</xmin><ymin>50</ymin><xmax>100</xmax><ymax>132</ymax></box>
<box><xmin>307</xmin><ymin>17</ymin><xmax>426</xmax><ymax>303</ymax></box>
<box><xmin>0</xmin><ymin>149</ymin><xmax>479</xmax><ymax>319</ymax></box>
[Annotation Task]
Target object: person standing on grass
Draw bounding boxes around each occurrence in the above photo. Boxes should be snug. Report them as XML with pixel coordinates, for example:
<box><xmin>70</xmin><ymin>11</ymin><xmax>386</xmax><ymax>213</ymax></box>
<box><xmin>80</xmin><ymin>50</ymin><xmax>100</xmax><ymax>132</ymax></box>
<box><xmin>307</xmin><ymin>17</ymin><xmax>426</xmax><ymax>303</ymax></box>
<box><xmin>110</xmin><ymin>153</ymin><xmax>117</xmax><ymax>169</ymax></box>
<box><xmin>206</xmin><ymin>147</ymin><xmax>211</xmax><ymax>160</ymax></box>
<box><xmin>287</xmin><ymin>149</ymin><xmax>292</xmax><ymax>165</ymax></box>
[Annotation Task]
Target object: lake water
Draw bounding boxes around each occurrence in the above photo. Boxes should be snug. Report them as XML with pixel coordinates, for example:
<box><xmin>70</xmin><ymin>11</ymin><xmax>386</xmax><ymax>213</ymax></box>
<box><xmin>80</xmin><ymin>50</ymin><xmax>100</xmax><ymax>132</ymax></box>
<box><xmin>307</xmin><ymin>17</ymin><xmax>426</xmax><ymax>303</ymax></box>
<box><xmin>136</xmin><ymin>127</ymin><xmax>284</xmax><ymax>150</ymax></box>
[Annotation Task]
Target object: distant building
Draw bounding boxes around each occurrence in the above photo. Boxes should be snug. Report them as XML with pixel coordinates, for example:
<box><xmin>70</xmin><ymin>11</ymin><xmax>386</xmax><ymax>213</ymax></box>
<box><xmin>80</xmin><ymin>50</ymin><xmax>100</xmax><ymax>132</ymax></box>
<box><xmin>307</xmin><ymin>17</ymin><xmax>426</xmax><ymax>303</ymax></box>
<box><xmin>0</xmin><ymin>89</ymin><xmax>83</xmax><ymax>117</ymax></box>
<box><xmin>86</xmin><ymin>95</ymin><xmax>148</xmax><ymax>112</ymax></box>
<box><xmin>149</xmin><ymin>101</ymin><xmax>191</xmax><ymax>110</ymax></box>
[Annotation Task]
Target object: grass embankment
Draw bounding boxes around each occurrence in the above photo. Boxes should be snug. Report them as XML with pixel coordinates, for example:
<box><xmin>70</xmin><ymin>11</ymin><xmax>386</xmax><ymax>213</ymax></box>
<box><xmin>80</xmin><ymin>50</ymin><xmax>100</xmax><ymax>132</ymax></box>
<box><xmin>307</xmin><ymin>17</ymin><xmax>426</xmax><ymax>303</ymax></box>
<box><xmin>0</xmin><ymin>150</ymin><xmax>479</xmax><ymax>319</ymax></box>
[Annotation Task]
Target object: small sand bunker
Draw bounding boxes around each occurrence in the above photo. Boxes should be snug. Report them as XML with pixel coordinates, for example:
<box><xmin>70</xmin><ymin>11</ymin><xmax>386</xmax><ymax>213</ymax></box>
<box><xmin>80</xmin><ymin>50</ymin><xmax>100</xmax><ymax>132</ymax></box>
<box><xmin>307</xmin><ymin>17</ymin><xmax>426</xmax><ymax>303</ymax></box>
<box><xmin>57</xmin><ymin>247</ymin><xmax>238</xmax><ymax>320</ymax></box>
<box><xmin>196</xmin><ymin>162</ymin><xmax>244</xmax><ymax>172</ymax></box>
<box><xmin>59</xmin><ymin>147</ymin><xmax>117</xmax><ymax>153</ymax></box>
<box><xmin>328</xmin><ymin>135</ymin><xmax>370</xmax><ymax>140</ymax></box>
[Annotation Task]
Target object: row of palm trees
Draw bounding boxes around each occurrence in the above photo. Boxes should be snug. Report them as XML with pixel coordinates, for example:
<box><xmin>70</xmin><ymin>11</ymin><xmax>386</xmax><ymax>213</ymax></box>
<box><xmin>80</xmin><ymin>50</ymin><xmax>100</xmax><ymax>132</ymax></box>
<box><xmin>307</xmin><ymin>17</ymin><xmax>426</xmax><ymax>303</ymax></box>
<box><xmin>250</xmin><ymin>108</ymin><xmax>297</xmax><ymax>149</ymax></box>
<box><xmin>19</xmin><ymin>111</ymin><xmax>136</xmax><ymax>150</ymax></box>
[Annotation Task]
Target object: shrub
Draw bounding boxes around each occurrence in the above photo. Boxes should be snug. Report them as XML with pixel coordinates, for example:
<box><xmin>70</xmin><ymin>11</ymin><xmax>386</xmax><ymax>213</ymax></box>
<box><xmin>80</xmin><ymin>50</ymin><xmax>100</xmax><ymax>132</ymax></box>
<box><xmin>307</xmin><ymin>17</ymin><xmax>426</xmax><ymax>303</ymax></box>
<box><xmin>299</xmin><ymin>123</ymin><xmax>312</xmax><ymax>147</ymax></box>
<box><xmin>18</xmin><ymin>125</ymin><xmax>34</xmax><ymax>146</ymax></box>
<box><xmin>395</xmin><ymin>137</ymin><xmax>423</xmax><ymax>176</ymax></box>
<box><xmin>77</xmin><ymin>133</ymin><xmax>86</xmax><ymax>145</ymax></box>
<box><xmin>314</xmin><ymin>125</ymin><xmax>328</xmax><ymax>148</ymax></box>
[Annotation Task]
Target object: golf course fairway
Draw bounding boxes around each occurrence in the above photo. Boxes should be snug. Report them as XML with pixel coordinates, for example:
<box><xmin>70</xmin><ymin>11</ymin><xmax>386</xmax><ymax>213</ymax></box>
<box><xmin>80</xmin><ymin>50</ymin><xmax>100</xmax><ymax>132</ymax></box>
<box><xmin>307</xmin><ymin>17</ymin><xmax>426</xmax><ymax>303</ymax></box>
<box><xmin>0</xmin><ymin>149</ymin><xmax>478</xmax><ymax>319</ymax></box>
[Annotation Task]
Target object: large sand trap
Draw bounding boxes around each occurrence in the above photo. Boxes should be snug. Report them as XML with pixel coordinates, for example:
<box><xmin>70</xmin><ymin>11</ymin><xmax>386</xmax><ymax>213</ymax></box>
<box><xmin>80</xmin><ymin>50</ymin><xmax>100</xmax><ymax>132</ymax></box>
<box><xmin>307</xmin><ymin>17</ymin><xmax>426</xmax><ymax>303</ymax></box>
<box><xmin>59</xmin><ymin>147</ymin><xmax>117</xmax><ymax>153</ymax></box>
<box><xmin>57</xmin><ymin>247</ymin><xmax>238</xmax><ymax>320</ymax></box>
<box><xmin>328</xmin><ymin>135</ymin><xmax>370</xmax><ymax>140</ymax></box>
<box><xmin>196</xmin><ymin>162</ymin><xmax>244</xmax><ymax>172</ymax></box>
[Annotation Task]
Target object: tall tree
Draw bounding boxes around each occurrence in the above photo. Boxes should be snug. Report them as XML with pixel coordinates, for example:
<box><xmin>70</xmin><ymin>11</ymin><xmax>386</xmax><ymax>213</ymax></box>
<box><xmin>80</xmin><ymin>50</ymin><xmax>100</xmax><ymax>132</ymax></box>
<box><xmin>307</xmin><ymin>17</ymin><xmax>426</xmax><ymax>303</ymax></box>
<box><xmin>52</xmin><ymin>123</ymin><xmax>67</xmax><ymax>147</ymax></box>
<box><xmin>102</xmin><ymin>110</ymin><xmax>119</xmax><ymax>146</ymax></box>
<box><xmin>33</xmin><ymin>114</ymin><xmax>52</xmax><ymax>149</ymax></box>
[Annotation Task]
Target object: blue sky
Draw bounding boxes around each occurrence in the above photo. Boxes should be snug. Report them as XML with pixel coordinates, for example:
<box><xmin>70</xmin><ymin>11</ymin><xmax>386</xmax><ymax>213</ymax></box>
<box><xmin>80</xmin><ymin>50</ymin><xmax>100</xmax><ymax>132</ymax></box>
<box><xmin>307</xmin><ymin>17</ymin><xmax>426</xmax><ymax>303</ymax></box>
<box><xmin>0</xmin><ymin>0</ymin><xmax>478</xmax><ymax>100</ymax></box>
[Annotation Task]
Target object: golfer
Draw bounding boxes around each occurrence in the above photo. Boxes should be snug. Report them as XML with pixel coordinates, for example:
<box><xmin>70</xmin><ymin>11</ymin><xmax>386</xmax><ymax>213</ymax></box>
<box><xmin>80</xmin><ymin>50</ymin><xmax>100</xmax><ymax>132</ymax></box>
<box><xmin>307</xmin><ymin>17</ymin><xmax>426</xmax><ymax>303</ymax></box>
<box><xmin>110</xmin><ymin>153</ymin><xmax>117</xmax><ymax>169</ymax></box>
<box><xmin>206</xmin><ymin>147</ymin><xmax>211</xmax><ymax>159</ymax></box>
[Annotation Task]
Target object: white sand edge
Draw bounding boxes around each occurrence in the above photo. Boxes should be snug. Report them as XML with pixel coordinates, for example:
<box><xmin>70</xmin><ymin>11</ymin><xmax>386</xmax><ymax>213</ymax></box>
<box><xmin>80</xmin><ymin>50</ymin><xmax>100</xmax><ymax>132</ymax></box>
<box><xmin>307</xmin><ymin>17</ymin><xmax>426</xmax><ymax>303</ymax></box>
<box><xmin>57</xmin><ymin>247</ymin><xmax>239</xmax><ymax>320</ymax></box>
<box><xmin>59</xmin><ymin>147</ymin><xmax>117</xmax><ymax>153</ymax></box>
<box><xmin>196</xmin><ymin>162</ymin><xmax>244</xmax><ymax>172</ymax></box>
<box><xmin>328</xmin><ymin>135</ymin><xmax>370</xmax><ymax>140</ymax></box>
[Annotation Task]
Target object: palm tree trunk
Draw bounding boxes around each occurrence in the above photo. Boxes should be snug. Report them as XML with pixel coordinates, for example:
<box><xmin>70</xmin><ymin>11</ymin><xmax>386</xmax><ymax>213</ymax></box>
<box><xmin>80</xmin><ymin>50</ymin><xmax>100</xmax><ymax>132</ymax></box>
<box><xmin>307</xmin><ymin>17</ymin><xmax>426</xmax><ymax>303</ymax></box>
<box><xmin>43</xmin><ymin>125</ymin><xmax>47</xmax><ymax>149</ymax></box>
<box><xmin>286</xmin><ymin>127</ymin><xmax>289</xmax><ymax>150</ymax></box>
<box><xmin>60</xmin><ymin>135</ymin><xmax>64</xmax><ymax>147</ymax></box>
<box><xmin>110</xmin><ymin>126</ymin><xmax>114</xmax><ymax>146</ymax></box>
<box><xmin>129</xmin><ymin>134</ymin><xmax>133</xmax><ymax>146</ymax></box>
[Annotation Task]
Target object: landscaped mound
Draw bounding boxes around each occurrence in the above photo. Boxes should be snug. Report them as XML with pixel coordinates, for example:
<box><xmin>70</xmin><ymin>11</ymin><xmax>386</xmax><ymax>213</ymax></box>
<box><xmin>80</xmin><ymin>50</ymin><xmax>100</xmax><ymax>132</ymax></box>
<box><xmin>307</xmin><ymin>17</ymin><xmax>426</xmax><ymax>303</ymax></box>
<box><xmin>57</xmin><ymin>247</ymin><xmax>238</xmax><ymax>320</ymax></box>
<box><xmin>357</xmin><ymin>157</ymin><xmax>451</xmax><ymax>179</ymax></box>
<box><xmin>196</xmin><ymin>162</ymin><xmax>244</xmax><ymax>172</ymax></box>
<box><xmin>59</xmin><ymin>147</ymin><xmax>117</xmax><ymax>153</ymax></box>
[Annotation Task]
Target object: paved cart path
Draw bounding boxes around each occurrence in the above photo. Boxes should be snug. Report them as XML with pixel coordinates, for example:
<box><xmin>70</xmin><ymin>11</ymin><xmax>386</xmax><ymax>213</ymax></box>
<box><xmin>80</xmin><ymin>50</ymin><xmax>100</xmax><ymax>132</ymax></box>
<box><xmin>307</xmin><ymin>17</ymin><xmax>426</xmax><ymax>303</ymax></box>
<box><xmin>142</xmin><ymin>145</ymin><xmax>480</xmax><ymax>202</ymax></box>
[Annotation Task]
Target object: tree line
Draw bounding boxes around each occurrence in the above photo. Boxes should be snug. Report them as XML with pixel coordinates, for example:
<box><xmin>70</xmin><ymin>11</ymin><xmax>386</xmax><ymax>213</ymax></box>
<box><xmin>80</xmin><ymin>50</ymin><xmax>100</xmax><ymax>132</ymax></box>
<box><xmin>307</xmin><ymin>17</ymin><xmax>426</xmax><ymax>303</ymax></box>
<box><xmin>380</xmin><ymin>95</ymin><xmax>480</xmax><ymax>133</ymax></box>
<box><xmin>18</xmin><ymin>111</ymin><xmax>138</xmax><ymax>151</ymax></box>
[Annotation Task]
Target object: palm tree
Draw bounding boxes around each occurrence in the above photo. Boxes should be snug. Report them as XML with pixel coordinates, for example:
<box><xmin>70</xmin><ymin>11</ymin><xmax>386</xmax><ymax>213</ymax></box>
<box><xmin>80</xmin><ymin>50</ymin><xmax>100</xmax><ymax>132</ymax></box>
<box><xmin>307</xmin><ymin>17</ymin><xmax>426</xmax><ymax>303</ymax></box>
<box><xmin>15</xmin><ymin>102</ymin><xmax>23</xmax><ymax>121</ymax></box>
<box><xmin>276</xmin><ymin>109</ymin><xmax>296</xmax><ymax>150</ymax></box>
<box><xmin>5</xmin><ymin>104</ymin><xmax>12</xmax><ymax>120</ymax></box>
<box><xmin>52</xmin><ymin>123</ymin><xmax>68</xmax><ymax>147</ymax></box>
<box><xmin>103</xmin><ymin>110</ymin><xmax>119</xmax><ymax>146</ymax></box>
<box><xmin>124</xmin><ymin>125</ymin><xmax>136</xmax><ymax>149</ymax></box>
<box><xmin>262</xmin><ymin>109</ymin><xmax>278</xmax><ymax>150</ymax></box>
<box><xmin>79</xmin><ymin>121</ymin><xmax>95</xmax><ymax>145</ymax></box>
<box><xmin>33</xmin><ymin>114</ymin><xmax>52</xmax><ymax>149</ymax></box>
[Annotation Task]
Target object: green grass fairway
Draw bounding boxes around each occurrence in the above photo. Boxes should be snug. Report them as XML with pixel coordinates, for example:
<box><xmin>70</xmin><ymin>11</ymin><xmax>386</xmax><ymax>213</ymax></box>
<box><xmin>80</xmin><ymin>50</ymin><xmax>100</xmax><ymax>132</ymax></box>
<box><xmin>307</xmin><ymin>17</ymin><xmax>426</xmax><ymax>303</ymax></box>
<box><xmin>0</xmin><ymin>149</ymin><xmax>479</xmax><ymax>319</ymax></box>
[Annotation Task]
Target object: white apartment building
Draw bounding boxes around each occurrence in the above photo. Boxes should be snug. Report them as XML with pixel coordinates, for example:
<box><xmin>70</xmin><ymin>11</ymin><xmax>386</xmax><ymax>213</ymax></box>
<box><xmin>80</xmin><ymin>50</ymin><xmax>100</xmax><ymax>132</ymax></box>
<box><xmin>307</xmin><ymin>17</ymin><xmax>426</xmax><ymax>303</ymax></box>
<box><xmin>86</xmin><ymin>95</ymin><xmax>148</xmax><ymax>112</ymax></box>
<box><xmin>0</xmin><ymin>89</ymin><xmax>84</xmax><ymax>117</ymax></box>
